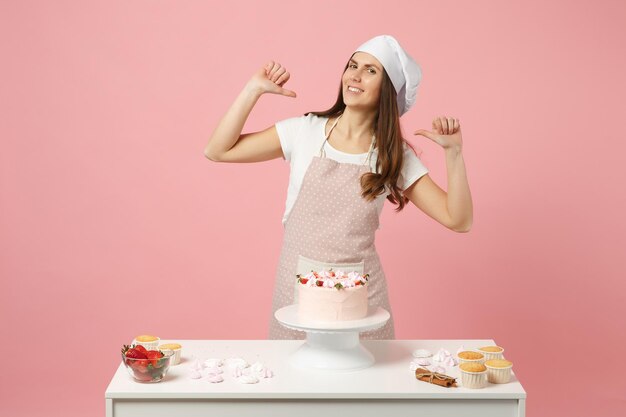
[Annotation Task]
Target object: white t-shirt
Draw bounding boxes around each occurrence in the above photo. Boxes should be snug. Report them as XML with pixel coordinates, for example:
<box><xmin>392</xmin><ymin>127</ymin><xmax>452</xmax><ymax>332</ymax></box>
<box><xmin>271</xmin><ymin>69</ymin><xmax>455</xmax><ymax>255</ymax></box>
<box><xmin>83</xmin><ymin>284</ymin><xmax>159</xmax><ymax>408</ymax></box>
<box><xmin>275</xmin><ymin>113</ymin><xmax>429</xmax><ymax>229</ymax></box>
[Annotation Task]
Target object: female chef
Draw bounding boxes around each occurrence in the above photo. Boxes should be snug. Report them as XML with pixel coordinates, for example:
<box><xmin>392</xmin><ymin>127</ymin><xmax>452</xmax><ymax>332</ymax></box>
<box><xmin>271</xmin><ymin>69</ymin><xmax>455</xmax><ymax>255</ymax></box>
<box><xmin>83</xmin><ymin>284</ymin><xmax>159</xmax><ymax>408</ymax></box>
<box><xmin>204</xmin><ymin>35</ymin><xmax>473</xmax><ymax>339</ymax></box>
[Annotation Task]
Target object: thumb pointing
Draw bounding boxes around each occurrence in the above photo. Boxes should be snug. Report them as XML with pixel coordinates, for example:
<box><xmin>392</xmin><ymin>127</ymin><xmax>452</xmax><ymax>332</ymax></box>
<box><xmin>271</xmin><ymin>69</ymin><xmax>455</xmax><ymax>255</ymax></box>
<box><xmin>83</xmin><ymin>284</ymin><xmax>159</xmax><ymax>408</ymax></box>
<box><xmin>413</xmin><ymin>129</ymin><xmax>436</xmax><ymax>141</ymax></box>
<box><xmin>280</xmin><ymin>88</ymin><xmax>297</xmax><ymax>98</ymax></box>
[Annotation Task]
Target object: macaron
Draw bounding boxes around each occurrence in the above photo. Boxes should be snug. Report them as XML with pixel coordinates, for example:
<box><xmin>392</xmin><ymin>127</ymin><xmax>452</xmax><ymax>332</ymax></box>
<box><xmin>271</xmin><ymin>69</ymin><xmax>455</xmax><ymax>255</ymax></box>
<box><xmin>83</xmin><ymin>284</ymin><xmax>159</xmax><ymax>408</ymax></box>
<box><xmin>412</xmin><ymin>349</ymin><xmax>433</xmax><ymax>358</ymax></box>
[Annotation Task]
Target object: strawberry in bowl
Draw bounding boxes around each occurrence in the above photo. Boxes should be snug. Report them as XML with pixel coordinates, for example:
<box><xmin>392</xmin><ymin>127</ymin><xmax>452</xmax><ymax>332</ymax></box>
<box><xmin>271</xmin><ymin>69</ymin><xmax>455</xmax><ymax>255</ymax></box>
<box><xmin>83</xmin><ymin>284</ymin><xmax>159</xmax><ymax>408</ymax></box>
<box><xmin>121</xmin><ymin>344</ymin><xmax>173</xmax><ymax>383</ymax></box>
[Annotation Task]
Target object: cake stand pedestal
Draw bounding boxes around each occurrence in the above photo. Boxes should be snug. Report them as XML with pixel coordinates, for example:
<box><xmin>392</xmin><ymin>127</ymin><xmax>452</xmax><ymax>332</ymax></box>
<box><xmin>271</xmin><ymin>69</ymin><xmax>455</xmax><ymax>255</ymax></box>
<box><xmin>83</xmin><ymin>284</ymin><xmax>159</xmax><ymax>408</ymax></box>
<box><xmin>274</xmin><ymin>304</ymin><xmax>390</xmax><ymax>371</ymax></box>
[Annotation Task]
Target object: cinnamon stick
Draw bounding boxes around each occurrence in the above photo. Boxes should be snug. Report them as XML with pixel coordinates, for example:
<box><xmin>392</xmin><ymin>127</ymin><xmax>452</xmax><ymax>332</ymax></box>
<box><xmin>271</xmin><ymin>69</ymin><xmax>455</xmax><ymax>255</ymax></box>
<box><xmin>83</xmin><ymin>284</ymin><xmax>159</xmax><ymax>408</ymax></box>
<box><xmin>415</xmin><ymin>368</ymin><xmax>457</xmax><ymax>388</ymax></box>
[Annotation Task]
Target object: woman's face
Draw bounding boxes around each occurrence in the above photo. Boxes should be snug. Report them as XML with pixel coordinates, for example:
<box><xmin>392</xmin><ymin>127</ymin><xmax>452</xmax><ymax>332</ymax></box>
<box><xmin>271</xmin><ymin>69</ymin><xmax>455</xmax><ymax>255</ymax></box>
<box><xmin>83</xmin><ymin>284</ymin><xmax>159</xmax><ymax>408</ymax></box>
<box><xmin>342</xmin><ymin>52</ymin><xmax>383</xmax><ymax>111</ymax></box>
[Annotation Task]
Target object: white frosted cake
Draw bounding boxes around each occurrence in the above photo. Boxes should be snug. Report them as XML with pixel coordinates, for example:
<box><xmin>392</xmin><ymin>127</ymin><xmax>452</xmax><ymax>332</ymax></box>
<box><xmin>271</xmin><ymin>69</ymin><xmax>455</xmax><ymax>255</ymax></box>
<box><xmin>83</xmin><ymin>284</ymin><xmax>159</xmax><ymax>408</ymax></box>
<box><xmin>296</xmin><ymin>270</ymin><xmax>369</xmax><ymax>321</ymax></box>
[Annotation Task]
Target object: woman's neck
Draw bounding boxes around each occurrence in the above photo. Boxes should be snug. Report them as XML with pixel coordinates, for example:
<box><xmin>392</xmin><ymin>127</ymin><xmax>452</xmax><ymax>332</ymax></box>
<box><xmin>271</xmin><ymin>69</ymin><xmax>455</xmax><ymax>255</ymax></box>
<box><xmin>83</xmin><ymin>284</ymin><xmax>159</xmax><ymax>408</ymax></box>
<box><xmin>334</xmin><ymin>108</ymin><xmax>375</xmax><ymax>143</ymax></box>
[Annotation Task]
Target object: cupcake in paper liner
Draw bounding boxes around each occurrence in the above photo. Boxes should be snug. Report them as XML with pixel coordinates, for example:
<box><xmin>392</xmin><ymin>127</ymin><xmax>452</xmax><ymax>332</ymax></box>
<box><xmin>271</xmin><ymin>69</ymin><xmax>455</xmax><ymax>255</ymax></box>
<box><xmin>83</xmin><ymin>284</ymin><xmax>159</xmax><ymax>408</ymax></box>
<box><xmin>158</xmin><ymin>347</ymin><xmax>174</xmax><ymax>359</ymax></box>
<box><xmin>459</xmin><ymin>362</ymin><xmax>488</xmax><ymax>389</ymax></box>
<box><xmin>159</xmin><ymin>343</ymin><xmax>182</xmax><ymax>365</ymax></box>
<box><xmin>132</xmin><ymin>335</ymin><xmax>160</xmax><ymax>351</ymax></box>
<box><xmin>476</xmin><ymin>345</ymin><xmax>504</xmax><ymax>361</ymax></box>
<box><xmin>485</xmin><ymin>359</ymin><xmax>513</xmax><ymax>383</ymax></box>
<box><xmin>457</xmin><ymin>350</ymin><xmax>485</xmax><ymax>365</ymax></box>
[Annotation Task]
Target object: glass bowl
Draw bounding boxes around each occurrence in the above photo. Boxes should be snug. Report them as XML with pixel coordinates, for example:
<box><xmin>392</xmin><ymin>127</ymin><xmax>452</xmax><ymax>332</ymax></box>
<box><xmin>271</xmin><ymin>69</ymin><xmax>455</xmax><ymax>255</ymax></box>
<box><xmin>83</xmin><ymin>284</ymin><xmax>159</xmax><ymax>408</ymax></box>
<box><xmin>121</xmin><ymin>350</ymin><xmax>173</xmax><ymax>383</ymax></box>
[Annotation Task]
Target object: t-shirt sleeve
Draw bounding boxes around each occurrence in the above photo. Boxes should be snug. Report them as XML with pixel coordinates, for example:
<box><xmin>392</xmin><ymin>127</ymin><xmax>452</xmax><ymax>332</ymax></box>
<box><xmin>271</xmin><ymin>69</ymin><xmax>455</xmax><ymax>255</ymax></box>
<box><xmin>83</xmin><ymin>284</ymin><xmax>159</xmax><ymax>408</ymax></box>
<box><xmin>274</xmin><ymin>115</ymin><xmax>305</xmax><ymax>162</ymax></box>
<box><xmin>398</xmin><ymin>143</ymin><xmax>429</xmax><ymax>191</ymax></box>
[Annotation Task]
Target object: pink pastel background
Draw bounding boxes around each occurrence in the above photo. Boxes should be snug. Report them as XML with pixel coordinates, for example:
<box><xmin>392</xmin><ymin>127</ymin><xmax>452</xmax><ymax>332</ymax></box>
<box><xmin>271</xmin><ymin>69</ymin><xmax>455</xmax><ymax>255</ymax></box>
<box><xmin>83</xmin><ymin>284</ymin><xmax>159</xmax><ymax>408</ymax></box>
<box><xmin>1</xmin><ymin>0</ymin><xmax>624</xmax><ymax>416</ymax></box>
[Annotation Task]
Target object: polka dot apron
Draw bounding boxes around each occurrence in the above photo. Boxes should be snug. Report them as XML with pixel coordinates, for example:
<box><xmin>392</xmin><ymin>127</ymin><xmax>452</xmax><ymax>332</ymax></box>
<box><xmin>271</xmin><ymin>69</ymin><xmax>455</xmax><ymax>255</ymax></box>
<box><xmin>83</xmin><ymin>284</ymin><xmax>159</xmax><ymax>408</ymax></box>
<box><xmin>268</xmin><ymin>114</ymin><xmax>395</xmax><ymax>340</ymax></box>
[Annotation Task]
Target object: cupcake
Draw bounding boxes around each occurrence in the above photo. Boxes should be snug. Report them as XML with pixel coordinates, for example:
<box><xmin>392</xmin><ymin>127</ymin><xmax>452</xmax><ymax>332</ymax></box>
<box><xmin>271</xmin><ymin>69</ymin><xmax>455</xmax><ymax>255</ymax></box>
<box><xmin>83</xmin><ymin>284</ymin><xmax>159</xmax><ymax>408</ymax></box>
<box><xmin>159</xmin><ymin>343</ymin><xmax>182</xmax><ymax>365</ymax></box>
<box><xmin>476</xmin><ymin>345</ymin><xmax>505</xmax><ymax>361</ymax></box>
<box><xmin>133</xmin><ymin>335</ymin><xmax>160</xmax><ymax>351</ymax></box>
<box><xmin>457</xmin><ymin>350</ymin><xmax>485</xmax><ymax>365</ymax></box>
<box><xmin>459</xmin><ymin>362</ymin><xmax>488</xmax><ymax>389</ymax></box>
<box><xmin>485</xmin><ymin>359</ymin><xmax>513</xmax><ymax>383</ymax></box>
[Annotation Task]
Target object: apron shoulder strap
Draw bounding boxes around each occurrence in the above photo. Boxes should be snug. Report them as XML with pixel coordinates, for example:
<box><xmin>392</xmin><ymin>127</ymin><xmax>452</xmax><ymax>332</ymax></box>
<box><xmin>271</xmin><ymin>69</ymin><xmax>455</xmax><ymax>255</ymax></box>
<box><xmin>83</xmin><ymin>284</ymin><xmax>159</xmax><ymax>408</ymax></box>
<box><xmin>319</xmin><ymin>114</ymin><xmax>376</xmax><ymax>167</ymax></box>
<box><xmin>319</xmin><ymin>114</ymin><xmax>343</xmax><ymax>158</ymax></box>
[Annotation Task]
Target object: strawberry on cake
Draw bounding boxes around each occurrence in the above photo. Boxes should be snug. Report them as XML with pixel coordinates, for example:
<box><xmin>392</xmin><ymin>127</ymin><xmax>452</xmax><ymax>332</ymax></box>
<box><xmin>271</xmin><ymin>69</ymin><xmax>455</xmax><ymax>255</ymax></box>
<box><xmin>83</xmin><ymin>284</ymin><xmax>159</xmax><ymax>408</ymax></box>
<box><xmin>296</xmin><ymin>269</ymin><xmax>369</xmax><ymax>321</ymax></box>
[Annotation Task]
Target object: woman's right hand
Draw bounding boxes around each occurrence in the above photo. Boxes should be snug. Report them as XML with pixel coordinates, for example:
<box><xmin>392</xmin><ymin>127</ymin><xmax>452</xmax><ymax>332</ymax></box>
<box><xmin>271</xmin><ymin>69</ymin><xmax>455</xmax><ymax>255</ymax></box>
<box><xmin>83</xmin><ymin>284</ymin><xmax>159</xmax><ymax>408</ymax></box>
<box><xmin>246</xmin><ymin>61</ymin><xmax>297</xmax><ymax>98</ymax></box>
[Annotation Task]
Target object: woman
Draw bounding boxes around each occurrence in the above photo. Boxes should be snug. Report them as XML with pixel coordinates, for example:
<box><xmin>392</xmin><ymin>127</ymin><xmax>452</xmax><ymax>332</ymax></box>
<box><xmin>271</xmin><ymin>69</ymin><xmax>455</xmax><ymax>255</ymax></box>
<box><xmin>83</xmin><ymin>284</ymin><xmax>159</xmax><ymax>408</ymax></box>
<box><xmin>205</xmin><ymin>35</ymin><xmax>473</xmax><ymax>340</ymax></box>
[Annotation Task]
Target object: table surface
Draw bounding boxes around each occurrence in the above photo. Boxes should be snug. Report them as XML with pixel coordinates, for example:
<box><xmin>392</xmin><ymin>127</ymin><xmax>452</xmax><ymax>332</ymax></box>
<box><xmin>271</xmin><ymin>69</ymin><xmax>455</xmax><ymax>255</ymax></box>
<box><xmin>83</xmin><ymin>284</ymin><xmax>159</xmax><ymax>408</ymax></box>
<box><xmin>105</xmin><ymin>339</ymin><xmax>526</xmax><ymax>400</ymax></box>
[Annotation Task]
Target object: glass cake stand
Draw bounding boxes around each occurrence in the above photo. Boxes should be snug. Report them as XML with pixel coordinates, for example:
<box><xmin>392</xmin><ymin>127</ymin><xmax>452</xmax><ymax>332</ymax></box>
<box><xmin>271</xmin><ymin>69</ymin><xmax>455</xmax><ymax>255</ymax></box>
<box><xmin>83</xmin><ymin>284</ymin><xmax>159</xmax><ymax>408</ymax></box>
<box><xmin>274</xmin><ymin>304</ymin><xmax>390</xmax><ymax>371</ymax></box>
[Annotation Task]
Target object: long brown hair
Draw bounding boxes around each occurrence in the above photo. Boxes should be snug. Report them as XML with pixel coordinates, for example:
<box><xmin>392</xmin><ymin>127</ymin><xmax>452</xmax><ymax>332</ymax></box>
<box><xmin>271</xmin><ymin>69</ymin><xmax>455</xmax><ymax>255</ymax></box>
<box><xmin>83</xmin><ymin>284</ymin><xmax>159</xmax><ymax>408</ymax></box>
<box><xmin>305</xmin><ymin>57</ymin><xmax>418</xmax><ymax>212</ymax></box>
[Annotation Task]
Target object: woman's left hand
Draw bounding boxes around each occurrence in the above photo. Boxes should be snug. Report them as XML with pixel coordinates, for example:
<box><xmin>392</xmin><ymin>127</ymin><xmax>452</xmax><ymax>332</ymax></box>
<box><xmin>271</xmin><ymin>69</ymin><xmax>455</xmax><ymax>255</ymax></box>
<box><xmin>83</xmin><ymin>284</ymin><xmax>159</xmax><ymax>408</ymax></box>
<box><xmin>413</xmin><ymin>116</ymin><xmax>463</xmax><ymax>151</ymax></box>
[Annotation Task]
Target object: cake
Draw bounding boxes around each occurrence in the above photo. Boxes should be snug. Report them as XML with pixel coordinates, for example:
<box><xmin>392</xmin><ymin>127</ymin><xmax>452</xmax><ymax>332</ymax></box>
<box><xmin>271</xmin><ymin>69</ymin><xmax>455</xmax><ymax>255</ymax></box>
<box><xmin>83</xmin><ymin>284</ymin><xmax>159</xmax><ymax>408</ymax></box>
<box><xmin>485</xmin><ymin>358</ymin><xmax>512</xmax><ymax>367</ymax></box>
<box><xmin>459</xmin><ymin>362</ymin><xmax>488</xmax><ymax>389</ymax></box>
<box><xmin>159</xmin><ymin>343</ymin><xmax>182</xmax><ymax>365</ymax></box>
<box><xmin>296</xmin><ymin>269</ymin><xmax>369</xmax><ymax>321</ymax></box>
<box><xmin>478</xmin><ymin>346</ymin><xmax>504</xmax><ymax>352</ymax></box>
<box><xmin>457</xmin><ymin>350</ymin><xmax>485</xmax><ymax>364</ymax></box>
<box><xmin>133</xmin><ymin>334</ymin><xmax>160</xmax><ymax>350</ymax></box>
<box><xmin>459</xmin><ymin>362</ymin><xmax>487</xmax><ymax>373</ymax></box>
<box><xmin>477</xmin><ymin>345</ymin><xmax>505</xmax><ymax>360</ymax></box>
<box><xmin>458</xmin><ymin>351</ymin><xmax>483</xmax><ymax>360</ymax></box>
<box><xmin>484</xmin><ymin>359</ymin><xmax>513</xmax><ymax>384</ymax></box>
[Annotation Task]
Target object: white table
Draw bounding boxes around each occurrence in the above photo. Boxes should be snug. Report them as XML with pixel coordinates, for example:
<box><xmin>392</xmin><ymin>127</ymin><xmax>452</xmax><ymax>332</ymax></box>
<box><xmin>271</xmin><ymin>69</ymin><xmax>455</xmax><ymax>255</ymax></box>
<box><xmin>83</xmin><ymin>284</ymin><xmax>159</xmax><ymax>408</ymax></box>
<box><xmin>105</xmin><ymin>339</ymin><xmax>526</xmax><ymax>417</ymax></box>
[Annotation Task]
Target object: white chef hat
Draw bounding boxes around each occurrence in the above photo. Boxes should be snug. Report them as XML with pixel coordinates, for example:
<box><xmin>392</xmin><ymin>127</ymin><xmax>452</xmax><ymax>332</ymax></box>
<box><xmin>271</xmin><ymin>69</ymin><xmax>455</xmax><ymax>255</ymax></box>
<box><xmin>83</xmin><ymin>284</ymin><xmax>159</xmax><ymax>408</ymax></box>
<box><xmin>352</xmin><ymin>34</ymin><xmax>423</xmax><ymax>116</ymax></box>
